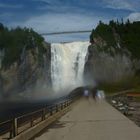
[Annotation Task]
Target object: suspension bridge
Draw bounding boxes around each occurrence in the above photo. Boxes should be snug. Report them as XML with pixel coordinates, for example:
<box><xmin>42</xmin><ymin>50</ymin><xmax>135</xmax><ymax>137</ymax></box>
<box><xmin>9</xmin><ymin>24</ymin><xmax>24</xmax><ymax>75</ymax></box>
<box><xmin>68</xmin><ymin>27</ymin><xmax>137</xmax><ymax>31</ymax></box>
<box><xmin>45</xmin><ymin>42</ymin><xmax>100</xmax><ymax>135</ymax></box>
<box><xmin>40</xmin><ymin>30</ymin><xmax>92</xmax><ymax>35</ymax></box>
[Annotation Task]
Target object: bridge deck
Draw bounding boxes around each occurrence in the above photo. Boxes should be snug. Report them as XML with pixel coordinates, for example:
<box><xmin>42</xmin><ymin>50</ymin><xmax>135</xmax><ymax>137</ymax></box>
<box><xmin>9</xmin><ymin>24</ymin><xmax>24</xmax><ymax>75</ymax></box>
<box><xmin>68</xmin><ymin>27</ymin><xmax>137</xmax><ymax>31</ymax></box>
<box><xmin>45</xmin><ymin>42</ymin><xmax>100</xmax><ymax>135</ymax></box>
<box><xmin>33</xmin><ymin>98</ymin><xmax>140</xmax><ymax>140</ymax></box>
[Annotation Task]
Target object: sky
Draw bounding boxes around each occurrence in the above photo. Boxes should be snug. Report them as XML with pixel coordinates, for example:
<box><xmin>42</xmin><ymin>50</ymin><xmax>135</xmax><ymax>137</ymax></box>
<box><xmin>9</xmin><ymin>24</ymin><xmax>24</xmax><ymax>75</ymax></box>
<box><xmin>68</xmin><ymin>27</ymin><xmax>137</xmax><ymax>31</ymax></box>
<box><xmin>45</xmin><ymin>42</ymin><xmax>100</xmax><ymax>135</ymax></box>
<box><xmin>0</xmin><ymin>0</ymin><xmax>140</xmax><ymax>43</ymax></box>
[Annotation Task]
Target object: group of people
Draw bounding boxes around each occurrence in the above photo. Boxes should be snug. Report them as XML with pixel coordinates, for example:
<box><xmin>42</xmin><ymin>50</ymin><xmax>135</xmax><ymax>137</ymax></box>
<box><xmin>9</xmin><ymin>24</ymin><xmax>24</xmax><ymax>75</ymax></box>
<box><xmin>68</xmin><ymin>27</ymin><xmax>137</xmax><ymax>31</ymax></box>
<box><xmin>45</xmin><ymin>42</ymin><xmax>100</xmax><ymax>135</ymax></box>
<box><xmin>83</xmin><ymin>88</ymin><xmax>105</xmax><ymax>100</ymax></box>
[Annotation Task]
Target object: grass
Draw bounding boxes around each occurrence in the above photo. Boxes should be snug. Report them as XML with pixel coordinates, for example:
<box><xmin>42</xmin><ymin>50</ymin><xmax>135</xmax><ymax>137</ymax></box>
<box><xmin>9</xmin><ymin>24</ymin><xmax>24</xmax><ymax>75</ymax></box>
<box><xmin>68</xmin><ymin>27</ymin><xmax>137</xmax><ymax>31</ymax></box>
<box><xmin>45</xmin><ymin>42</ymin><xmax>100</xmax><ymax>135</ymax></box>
<box><xmin>97</xmin><ymin>76</ymin><xmax>140</xmax><ymax>95</ymax></box>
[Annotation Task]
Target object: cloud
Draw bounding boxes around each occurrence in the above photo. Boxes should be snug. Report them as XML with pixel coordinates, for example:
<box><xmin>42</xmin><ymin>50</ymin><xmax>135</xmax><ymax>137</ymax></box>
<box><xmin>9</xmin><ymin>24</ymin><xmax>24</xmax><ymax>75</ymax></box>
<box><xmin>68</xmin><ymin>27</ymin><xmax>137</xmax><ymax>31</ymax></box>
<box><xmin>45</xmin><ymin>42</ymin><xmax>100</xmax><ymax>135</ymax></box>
<box><xmin>102</xmin><ymin>0</ymin><xmax>139</xmax><ymax>11</ymax></box>
<box><xmin>0</xmin><ymin>12</ymin><xmax>13</xmax><ymax>18</ymax></box>
<box><xmin>33</xmin><ymin>0</ymin><xmax>52</xmax><ymax>2</ymax></box>
<box><xmin>12</xmin><ymin>13</ymin><xmax>103</xmax><ymax>33</ymax></box>
<box><xmin>126</xmin><ymin>12</ymin><xmax>140</xmax><ymax>21</ymax></box>
<box><xmin>0</xmin><ymin>3</ymin><xmax>23</xmax><ymax>9</ymax></box>
<box><xmin>2</xmin><ymin>0</ymin><xmax>139</xmax><ymax>43</ymax></box>
<box><xmin>10</xmin><ymin>12</ymin><xmax>109</xmax><ymax>42</ymax></box>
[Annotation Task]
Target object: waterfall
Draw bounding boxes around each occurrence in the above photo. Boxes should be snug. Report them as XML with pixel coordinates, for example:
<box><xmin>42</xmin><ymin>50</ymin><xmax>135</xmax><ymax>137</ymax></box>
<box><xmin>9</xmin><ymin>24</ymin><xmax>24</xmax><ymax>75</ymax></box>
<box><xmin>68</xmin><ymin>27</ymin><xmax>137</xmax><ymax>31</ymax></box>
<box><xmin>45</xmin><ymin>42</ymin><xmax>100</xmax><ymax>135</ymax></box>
<box><xmin>51</xmin><ymin>41</ymin><xmax>90</xmax><ymax>94</ymax></box>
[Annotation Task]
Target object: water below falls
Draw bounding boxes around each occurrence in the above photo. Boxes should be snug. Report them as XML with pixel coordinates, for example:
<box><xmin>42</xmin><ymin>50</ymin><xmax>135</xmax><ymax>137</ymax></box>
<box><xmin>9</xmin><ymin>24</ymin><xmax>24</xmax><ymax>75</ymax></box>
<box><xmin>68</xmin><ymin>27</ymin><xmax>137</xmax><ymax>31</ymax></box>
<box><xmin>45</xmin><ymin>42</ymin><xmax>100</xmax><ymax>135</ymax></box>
<box><xmin>51</xmin><ymin>41</ymin><xmax>90</xmax><ymax>94</ymax></box>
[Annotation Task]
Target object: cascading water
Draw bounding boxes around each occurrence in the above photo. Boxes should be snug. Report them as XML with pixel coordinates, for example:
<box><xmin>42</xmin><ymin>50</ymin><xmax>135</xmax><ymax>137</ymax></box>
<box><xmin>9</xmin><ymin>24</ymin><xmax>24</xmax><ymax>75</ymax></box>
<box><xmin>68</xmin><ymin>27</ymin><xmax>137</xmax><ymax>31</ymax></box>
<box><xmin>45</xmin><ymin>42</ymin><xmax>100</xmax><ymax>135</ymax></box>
<box><xmin>51</xmin><ymin>41</ymin><xmax>90</xmax><ymax>94</ymax></box>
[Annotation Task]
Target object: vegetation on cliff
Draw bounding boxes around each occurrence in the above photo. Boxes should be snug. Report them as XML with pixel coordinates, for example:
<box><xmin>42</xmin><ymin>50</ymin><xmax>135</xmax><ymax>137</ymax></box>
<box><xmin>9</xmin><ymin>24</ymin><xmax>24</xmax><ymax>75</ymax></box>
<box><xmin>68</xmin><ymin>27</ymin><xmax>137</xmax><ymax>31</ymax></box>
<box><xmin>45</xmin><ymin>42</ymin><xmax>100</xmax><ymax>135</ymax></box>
<box><xmin>87</xmin><ymin>20</ymin><xmax>140</xmax><ymax>93</ymax></box>
<box><xmin>0</xmin><ymin>23</ymin><xmax>46</xmax><ymax>69</ymax></box>
<box><xmin>90</xmin><ymin>20</ymin><xmax>140</xmax><ymax>59</ymax></box>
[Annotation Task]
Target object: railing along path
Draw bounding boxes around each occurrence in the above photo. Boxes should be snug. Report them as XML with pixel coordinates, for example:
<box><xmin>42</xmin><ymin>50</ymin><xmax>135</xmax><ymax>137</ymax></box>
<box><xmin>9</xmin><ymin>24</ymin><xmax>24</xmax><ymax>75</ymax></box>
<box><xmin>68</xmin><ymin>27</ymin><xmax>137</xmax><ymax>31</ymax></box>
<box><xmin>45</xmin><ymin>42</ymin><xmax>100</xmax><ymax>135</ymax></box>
<box><xmin>0</xmin><ymin>93</ymin><xmax>81</xmax><ymax>139</ymax></box>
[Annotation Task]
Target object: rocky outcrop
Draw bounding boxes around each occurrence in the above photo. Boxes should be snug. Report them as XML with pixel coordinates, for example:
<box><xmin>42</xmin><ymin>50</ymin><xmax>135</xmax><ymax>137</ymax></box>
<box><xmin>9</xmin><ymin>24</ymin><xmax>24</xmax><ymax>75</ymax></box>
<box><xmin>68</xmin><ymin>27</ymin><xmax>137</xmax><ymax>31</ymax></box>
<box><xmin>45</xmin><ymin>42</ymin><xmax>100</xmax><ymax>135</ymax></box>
<box><xmin>84</xmin><ymin>21</ymin><xmax>140</xmax><ymax>87</ymax></box>
<box><xmin>0</xmin><ymin>42</ymin><xmax>51</xmax><ymax>100</ymax></box>
<box><xmin>84</xmin><ymin>44</ymin><xmax>134</xmax><ymax>85</ymax></box>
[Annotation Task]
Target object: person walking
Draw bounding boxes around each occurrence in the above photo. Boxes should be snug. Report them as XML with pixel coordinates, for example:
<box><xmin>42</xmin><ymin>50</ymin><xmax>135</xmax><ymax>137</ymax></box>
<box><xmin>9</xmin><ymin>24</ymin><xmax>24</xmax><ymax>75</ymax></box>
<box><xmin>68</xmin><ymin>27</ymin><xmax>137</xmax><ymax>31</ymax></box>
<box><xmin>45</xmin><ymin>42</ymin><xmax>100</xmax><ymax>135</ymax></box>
<box><xmin>84</xmin><ymin>89</ymin><xmax>89</xmax><ymax>99</ymax></box>
<box><xmin>92</xmin><ymin>88</ymin><xmax>97</xmax><ymax>100</ymax></box>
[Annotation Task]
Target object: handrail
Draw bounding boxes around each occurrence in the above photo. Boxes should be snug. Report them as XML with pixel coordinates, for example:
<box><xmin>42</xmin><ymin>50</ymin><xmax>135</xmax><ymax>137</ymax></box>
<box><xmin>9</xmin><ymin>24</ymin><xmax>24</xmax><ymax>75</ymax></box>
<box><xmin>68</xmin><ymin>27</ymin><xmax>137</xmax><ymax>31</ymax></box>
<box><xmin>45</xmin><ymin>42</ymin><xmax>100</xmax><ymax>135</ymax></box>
<box><xmin>16</xmin><ymin>108</ymin><xmax>44</xmax><ymax>120</ymax></box>
<box><xmin>0</xmin><ymin>94</ymin><xmax>81</xmax><ymax>139</ymax></box>
<box><xmin>0</xmin><ymin>119</ymin><xmax>12</xmax><ymax>126</ymax></box>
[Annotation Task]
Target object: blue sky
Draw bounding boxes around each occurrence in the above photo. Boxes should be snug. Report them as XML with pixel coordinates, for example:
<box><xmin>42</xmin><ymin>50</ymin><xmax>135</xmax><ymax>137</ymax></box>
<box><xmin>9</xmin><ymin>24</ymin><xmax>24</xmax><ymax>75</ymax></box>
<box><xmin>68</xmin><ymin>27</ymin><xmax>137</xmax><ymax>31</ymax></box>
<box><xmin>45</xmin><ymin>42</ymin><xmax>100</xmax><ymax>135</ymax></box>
<box><xmin>0</xmin><ymin>0</ymin><xmax>140</xmax><ymax>43</ymax></box>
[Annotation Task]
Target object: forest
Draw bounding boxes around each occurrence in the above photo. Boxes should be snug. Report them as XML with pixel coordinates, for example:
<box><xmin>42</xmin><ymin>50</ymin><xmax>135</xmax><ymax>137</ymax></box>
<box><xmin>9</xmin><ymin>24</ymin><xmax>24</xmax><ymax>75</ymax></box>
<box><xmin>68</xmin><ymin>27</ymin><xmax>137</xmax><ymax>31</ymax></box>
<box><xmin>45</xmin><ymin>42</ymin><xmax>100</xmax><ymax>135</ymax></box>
<box><xmin>0</xmin><ymin>23</ymin><xmax>45</xmax><ymax>69</ymax></box>
<box><xmin>90</xmin><ymin>20</ymin><xmax>140</xmax><ymax>59</ymax></box>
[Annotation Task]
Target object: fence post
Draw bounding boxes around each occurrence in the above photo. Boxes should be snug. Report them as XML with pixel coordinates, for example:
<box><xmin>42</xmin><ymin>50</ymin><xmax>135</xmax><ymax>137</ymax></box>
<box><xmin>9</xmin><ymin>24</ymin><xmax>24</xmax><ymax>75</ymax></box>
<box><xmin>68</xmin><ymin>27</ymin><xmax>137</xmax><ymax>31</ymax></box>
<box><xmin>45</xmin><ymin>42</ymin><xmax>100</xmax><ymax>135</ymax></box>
<box><xmin>61</xmin><ymin>103</ymin><xmax>63</xmax><ymax>110</ymax></box>
<box><xmin>10</xmin><ymin>118</ymin><xmax>18</xmax><ymax>138</ymax></box>
<box><xmin>50</xmin><ymin>107</ymin><xmax>53</xmax><ymax>116</ymax></box>
<box><xmin>30</xmin><ymin>117</ymin><xmax>34</xmax><ymax>127</ymax></box>
<box><xmin>64</xmin><ymin>102</ymin><xmax>66</xmax><ymax>108</ymax></box>
<box><xmin>56</xmin><ymin>105</ymin><xmax>58</xmax><ymax>112</ymax></box>
<box><xmin>42</xmin><ymin>108</ymin><xmax>46</xmax><ymax>121</ymax></box>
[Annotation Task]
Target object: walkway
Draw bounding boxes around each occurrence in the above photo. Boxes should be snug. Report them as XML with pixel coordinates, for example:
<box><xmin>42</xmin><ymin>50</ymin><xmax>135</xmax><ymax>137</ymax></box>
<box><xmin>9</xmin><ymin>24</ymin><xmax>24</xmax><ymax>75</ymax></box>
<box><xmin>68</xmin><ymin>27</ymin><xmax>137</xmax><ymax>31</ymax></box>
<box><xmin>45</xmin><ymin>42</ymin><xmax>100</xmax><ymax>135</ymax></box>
<box><xmin>33</xmin><ymin>98</ymin><xmax>140</xmax><ymax>140</ymax></box>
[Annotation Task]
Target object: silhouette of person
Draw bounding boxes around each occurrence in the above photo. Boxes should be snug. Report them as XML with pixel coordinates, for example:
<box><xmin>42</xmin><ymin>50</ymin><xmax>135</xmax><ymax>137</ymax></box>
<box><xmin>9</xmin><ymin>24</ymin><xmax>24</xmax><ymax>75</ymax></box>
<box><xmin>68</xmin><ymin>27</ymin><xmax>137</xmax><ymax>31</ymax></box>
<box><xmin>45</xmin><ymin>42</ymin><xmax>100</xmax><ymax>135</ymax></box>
<box><xmin>84</xmin><ymin>89</ymin><xmax>89</xmax><ymax>99</ymax></box>
<box><xmin>92</xmin><ymin>88</ymin><xmax>97</xmax><ymax>100</ymax></box>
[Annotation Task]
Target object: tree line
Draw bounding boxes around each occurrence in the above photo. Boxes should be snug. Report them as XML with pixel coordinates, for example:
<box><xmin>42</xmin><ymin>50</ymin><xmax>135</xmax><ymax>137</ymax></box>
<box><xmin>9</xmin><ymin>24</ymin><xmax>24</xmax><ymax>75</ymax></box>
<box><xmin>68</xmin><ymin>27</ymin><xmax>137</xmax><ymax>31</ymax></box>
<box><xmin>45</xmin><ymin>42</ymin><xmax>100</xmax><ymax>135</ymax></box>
<box><xmin>90</xmin><ymin>20</ymin><xmax>140</xmax><ymax>59</ymax></box>
<box><xmin>0</xmin><ymin>23</ymin><xmax>45</xmax><ymax>70</ymax></box>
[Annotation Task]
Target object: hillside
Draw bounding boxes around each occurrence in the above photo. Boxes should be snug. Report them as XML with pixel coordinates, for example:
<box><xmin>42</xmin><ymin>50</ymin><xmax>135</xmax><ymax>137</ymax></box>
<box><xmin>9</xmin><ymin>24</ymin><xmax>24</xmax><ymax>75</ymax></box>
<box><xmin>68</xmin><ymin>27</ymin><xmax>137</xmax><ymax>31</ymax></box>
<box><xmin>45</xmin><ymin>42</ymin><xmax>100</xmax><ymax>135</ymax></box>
<box><xmin>90</xmin><ymin>20</ymin><xmax>140</xmax><ymax>59</ymax></box>
<box><xmin>85</xmin><ymin>20</ymin><xmax>140</xmax><ymax>92</ymax></box>
<box><xmin>0</xmin><ymin>23</ymin><xmax>51</xmax><ymax>99</ymax></box>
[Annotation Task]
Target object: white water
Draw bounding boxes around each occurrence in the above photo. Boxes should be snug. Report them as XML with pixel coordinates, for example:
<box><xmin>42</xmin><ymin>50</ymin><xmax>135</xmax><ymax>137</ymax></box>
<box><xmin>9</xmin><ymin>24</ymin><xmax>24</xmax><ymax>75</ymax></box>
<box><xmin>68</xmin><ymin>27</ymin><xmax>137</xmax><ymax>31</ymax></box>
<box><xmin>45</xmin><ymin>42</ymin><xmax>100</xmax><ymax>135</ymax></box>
<box><xmin>51</xmin><ymin>41</ymin><xmax>90</xmax><ymax>94</ymax></box>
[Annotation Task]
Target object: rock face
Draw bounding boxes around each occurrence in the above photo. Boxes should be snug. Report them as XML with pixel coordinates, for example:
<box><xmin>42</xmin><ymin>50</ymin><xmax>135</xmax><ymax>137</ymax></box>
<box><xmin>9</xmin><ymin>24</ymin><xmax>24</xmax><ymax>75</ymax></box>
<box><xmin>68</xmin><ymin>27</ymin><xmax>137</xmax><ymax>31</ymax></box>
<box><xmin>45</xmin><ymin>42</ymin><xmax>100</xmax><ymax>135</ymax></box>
<box><xmin>84</xmin><ymin>44</ymin><xmax>134</xmax><ymax>85</ymax></box>
<box><xmin>0</xmin><ymin>42</ymin><xmax>51</xmax><ymax>99</ymax></box>
<box><xmin>84</xmin><ymin>21</ymin><xmax>140</xmax><ymax>87</ymax></box>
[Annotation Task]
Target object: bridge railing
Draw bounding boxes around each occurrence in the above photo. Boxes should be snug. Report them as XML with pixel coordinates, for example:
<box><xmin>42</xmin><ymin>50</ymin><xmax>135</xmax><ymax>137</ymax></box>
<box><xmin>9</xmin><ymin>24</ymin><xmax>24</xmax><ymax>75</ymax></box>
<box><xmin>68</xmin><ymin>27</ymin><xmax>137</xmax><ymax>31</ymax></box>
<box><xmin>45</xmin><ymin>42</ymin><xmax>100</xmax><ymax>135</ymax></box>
<box><xmin>0</xmin><ymin>93</ymin><xmax>81</xmax><ymax>139</ymax></box>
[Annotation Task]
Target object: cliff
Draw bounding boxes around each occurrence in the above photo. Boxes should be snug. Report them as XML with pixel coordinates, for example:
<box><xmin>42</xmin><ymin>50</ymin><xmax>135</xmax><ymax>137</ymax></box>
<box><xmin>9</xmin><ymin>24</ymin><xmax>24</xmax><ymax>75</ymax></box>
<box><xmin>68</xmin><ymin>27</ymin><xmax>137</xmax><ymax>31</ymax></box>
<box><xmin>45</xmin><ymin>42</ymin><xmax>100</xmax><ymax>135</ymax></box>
<box><xmin>84</xmin><ymin>20</ymin><xmax>140</xmax><ymax>91</ymax></box>
<box><xmin>0</xmin><ymin>24</ymin><xmax>51</xmax><ymax>100</ymax></box>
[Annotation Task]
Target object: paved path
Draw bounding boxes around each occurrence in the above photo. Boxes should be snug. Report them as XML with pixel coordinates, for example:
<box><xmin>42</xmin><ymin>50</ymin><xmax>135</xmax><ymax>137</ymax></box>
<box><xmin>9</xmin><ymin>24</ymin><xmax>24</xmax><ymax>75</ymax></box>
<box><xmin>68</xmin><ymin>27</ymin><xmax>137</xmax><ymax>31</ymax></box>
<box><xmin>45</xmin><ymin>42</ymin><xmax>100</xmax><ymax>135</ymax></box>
<box><xmin>33</xmin><ymin>98</ymin><xmax>140</xmax><ymax>140</ymax></box>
